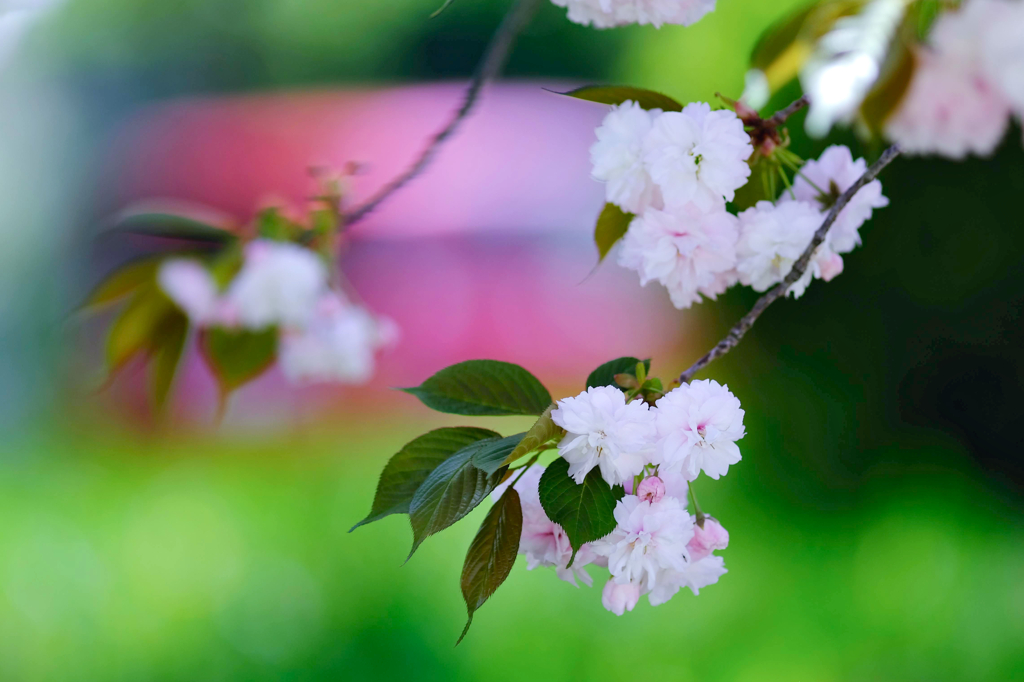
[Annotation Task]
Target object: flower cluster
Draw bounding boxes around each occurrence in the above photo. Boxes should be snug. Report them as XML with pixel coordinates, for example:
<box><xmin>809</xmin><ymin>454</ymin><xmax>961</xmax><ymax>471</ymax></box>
<box><xmin>158</xmin><ymin>239</ymin><xmax>397</xmax><ymax>386</ymax></box>
<box><xmin>550</xmin><ymin>0</ymin><xmax>716</xmax><ymax>29</ymax></box>
<box><xmin>886</xmin><ymin>0</ymin><xmax>1024</xmax><ymax>159</ymax></box>
<box><xmin>500</xmin><ymin>379</ymin><xmax>741</xmax><ymax>615</ymax></box>
<box><xmin>592</xmin><ymin>100</ymin><xmax>888</xmax><ymax>306</ymax></box>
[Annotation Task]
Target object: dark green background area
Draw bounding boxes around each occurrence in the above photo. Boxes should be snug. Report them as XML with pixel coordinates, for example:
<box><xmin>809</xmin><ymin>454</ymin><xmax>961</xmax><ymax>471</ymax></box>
<box><xmin>4</xmin><ymin>0</ymin><xmax>1023</xmax><ymax>680</ymax></box>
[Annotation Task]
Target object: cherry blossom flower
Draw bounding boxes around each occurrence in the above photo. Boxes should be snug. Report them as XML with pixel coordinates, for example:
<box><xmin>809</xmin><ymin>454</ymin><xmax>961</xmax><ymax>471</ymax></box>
<box><xmin>551</xmin><ymin>0</ymin><xmax>716</xmax><ymax>29</ymax></box>
<box><xmin>492</xmin><ymin>465</ymin><xmax>598</xmax><ymax>586</ymax></box>
<box><xmin>885</xmin><ymin>0</ymin><xmax>1013</xmax><ymax>159</ymax></box>
<box><xmin>551</xmin><ymin>385</ymin><xmax>657</xmax><ymax>486</ymax></box>
<box><xmin>647</xmin><ymin>555</ymin><xmax>727</xmax><ymax>605</ymax></box>
<box><xmin>157</xmin><ymin>258</ymin><xmax>222</xmax><ymax>325</ymax></box>
<box><xmin>617</xmin><ymin>203</ymin><xmax>740</xmax><ymax>309</ymax></box>
<box><xmin>602</xmin><ymin>579</ymin><xmax>641</xmax><ymax>615</ymax></box>
<box><xmin>592</xmin><ymin>494</ymin><xmax>693</xmax><ymax>589</ymax></box>
<box><xmin>636</xmin><ymin>476</ymin><xmax>666</xmax><ymax>503</ymax></box>
<box><xmin>655</xmin><ymin>379</ymin><xmax>745</xmax><ymax>481</ymax></box>
<box><xmin>735</xmin><ymin>200</ymin><xmax>840</xmax><ymax>298</ymax></box>
<box><xmin>784</xmin><ymin>145</ymin><xmax>889</xmax><ymax>254</ymax></box>
<box><xmin>278</xmin><ymin>292</ymin><xmax>399</xmax><ymax>385</ymax></box>
<box><xmin>885</xmin><ymin>49</ymin><xmax>1010</xmax><ymax>159</ymax></box>
<box><xmin>643</xmin><ymin>103</ymin><xmax>753</xmax><ymax>212</ymax></box>
<box><xmin>981</xmin><ymin>1</ymin><xmax>1024</xmax><ymax>114</ymax></box>
<box><xmin>687</xmin><ymin>517</ymin><xmax>729</xmax><ymax>562</ymax></box>
<box><xmin>225</xmin><ymin>240</ymin><xmax>329</xmax><ymax>330</ymax></box>
<box><xmin>623</xmin><ymin>469</ymin><xmax>689</xmax><ymax>500</ymax></box>
<box><xmin>591</xmin><ymin>101</ymin><xmax>662</xmax><ymax>214</ymax></box>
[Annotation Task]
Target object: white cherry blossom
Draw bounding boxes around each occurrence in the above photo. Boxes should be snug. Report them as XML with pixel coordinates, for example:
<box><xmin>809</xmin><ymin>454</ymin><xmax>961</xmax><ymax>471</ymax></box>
<box><xmin>617</xmin><ymin>203</ymin><xmax>740</xmax><ymax>309</ymax></box>
<box><xmin>157</xmin><ymin>258</ymin><xmax>222</xmax><ymax>325</ymax></box>
<box><xmin>551</xmin><ymin>0</ymin><xmax>716</xmax><ymax>29</ymax></box>
<box><xmin>591</xmin><ymin>101</ymin><xmax>662</xmax><ymax>214</ymax></box>
<box><xmin>885</xmin><ymin>0</ymin><xmax>1013</xmax><ymax>158</ymax></box>
<box><xmin>735</xmin><ymin>200</ymin><xmax>841</xmax><ymax>299</ymax></box>
<box><xmin>644</xmin><ymin>103</ymin><xmax>753</xmax><ymax>212</ymax></box>
<box><xmin>655</xmin><ymin>379</ymin><xmax>745</xmax><ymax>481</ymax></box>
<box><xmin>226</xmin><ymin>239</ymin><xmax>329</xmax><ymax>330</ymax></box>
<box><xmin>647</xmin><ymin>555</ymin><xmax>727</xmax><ymax>605</ymax></box>
<box><xmin>592</xmin><ymin>494</ymin><xmax>693</xmax><ymax>590</ymax></box>
<box><xmin>551</xmin><ymin>385</ymin><xmax>656</xmax><ymax>486</ymax></box>
<box><xmin>981</xmin><ymin>1</ymin><xmax>1024</xmax><ymax>114</ymax></box>
<box><xmin>278</xmin><ymin>292</ymin><xmax>399</xmax><ymax>385</ymax></box>
<box><xmin>785</xmin><ymin>145</ymin><xmax>889</xmax><ymax>254</ymax></box>
<box><xmin>602</xmin><ymin>579</ymin><xmax>641</xmax><ymax>615</ymax></box>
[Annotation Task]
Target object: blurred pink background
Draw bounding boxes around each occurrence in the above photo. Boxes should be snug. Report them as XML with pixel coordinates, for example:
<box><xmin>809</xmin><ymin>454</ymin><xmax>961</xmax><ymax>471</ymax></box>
<box><xmin>95</xmin><ymin>83</ymin><xmax>704</xmax><ymax>428</ymax></box>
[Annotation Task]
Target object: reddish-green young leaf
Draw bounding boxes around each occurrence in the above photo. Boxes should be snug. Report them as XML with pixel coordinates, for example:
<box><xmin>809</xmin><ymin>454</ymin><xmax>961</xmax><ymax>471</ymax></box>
<box><xmin>113</xmin><ymin>210</ymin><xmax>236</xmax><ymax>244</ymax></box>
<box><xmin>859</xmin><ymin>16</ymin><xmax>916</xmax><ymax>137</ymax></box>
<box><xmin>351</xmin><ymin>427</ymin><xmax>501</xmax><ymax>532</ymax></box>
<box><xmin>402</xmin><ymin>360</ymin><xmax>552</xmax><ymax>417</ymax></box>
<box><xmin>553</xmin><ymin>85</ymin><xmax>684</xmax><ymax>112</ymax></box>
<box><xmin>503</xmin><ymin>405</ymin><xmax>562</xmax><ymax>467</ymax></box>
<box><xmin>199</xmin><ymin>328</ymin><xmax>277</xmax><ymax>393</ymax></box>
<box><xmin>457</xmin><ymin>487</ymin><xmax>522</xmax><ymax>645</ymax></box>
<box><xmin>586</xmin><ymin>357</ymin><xmax>651</xmax><ymax>391</ymax></box>
<box><xmin>407</xmin><ymin>439</ymin><xmax>509</xmax><ymax>560</ymax></box>
<box><xmin>538</xmin><ymin>457</ymin><xmax>624</xmax><ymax>566</ymax></box>
<box><xmin>106</xmin><ymin>287</ymin><xmax>177</xmax><ymax>374</ymax></box>
<box><xmin>594</xmin><ymin>203</ymin><xmax>633</xmax><ymax>263</ymax></box>
<box><xmin>83</xmin><ymin>257</ymin><xmax>161</xmax><ymax>311</ymax></box>
<box><xmin>148</xmin><ymin>310</ymin><xmax>189</xmax><ymax>409</ymax></box>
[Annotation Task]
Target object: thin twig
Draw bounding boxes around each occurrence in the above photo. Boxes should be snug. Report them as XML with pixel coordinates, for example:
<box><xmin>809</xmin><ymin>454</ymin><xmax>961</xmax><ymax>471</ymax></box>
<box><xmin>677</xmin><ymin>143</ymin><xmax>901</xmax><ymax>384</ymax></box>
<box><xmin>342</xmin><ymin>0</ymin><xmax>543</xmax><ymax>226</ymax></box>
<box><xmin>766</xmin><ymin>95</ymin><xmax>810</xmax><ymax>127</ymax></box>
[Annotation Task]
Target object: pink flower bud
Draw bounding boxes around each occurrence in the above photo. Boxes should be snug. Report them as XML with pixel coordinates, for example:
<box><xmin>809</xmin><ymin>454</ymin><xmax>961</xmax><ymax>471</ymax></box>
<box><xmin>636</xmin><ymin>476</ymin><xmax>666</xmax><ymax>504</ymax></box>
<box><xmin>687</xmin><ymin>517</ymin><xmax>729</xmax><ymax>562</ymax></box>
<box><xmin>817</xmin><ymin>251</ymin><xmax>844</xmax><ymax>282</ymax></box>
<box><xmin>601</xmin><ymin>580</ymin><xmax>641</xmax><ymax>616</ymax></box>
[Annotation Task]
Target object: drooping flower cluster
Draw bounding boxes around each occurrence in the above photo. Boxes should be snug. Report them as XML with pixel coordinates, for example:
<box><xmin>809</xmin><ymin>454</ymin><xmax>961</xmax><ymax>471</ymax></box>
<box><xmin>492</xmin><ymin>465</ymin><xmax>601</xmax><ymax>587</ymax></box>
<box><xmin>550</xmin><ymin>0</ymin><xmax>716</xmax><ymax>29</ymax></box>
<box><xmin>886</xmin><ymin>0</ymin><xmax>1024</xmax><ymax>159</ymax></box>
<box><xmin>158</xmin><ymin>239</ymin><xmax>397</xmax><ymax>386</ymax></box>
<box><xmin>592</xmin><ymin>99</ymin><xmax>889</xmax><ymax>304</ymax></box>
<box><xmin>535</xmin><ymin>378</ymin><xmax>741</xmax><ymax>614</ymax></box>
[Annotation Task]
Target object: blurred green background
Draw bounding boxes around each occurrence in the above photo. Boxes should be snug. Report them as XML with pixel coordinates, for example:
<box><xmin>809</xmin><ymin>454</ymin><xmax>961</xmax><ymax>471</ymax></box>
<box><xmin>2</xmin><ymin>0</ymin><xmax>1024</xmax><ymax>680</ymax></box>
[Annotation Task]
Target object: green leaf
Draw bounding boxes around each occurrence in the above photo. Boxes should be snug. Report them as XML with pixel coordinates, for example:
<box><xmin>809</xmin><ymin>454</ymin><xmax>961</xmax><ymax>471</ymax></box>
<box><xmin>586</xmin><ymin>357</ymin><xmax>651</xmax><ymax>390</ymax></box>
<box><xmin>199</xmin><ymin>328</ymin><xmax>278</xmax><ymax>393</ymax></box>
<box><xmin>106</xmin><ymin>287</ymin><xmax>177</xmax><ymax>374</ymax></box>
<box><xmin>594</xmin><ymin>203</ymin><xmax>633</xmax><ymax>263</ymax></box>
<box><xmin>148</xmin><ymin>310</ymin><xmax>189</xmax><ymax>409</ymax></box>
<box><xmin>554</xmin><ymin>85</ymin><xmax>684</xmax><ymax>112</ymax></box>
<box><xmin>407</xmin><ymin>442</ymin><xmax>509</xmax><ymax>559</ymax></box>
<box><xmin>537</xmin><ymin>457</ymin><xmax>624</xmax><ymax>565</ymax></box>
<box><xmin>457</xmin><ymin>487</ymin><xmax>522</xmax><ymax>645</ymax></box>
<box><xmin>351</xmin><ymin>427</ymin><xmax>501</xmax><ymax>532</ymax></box>
<box><xmin>469</xmin><ymin>433</ymin><xmax>528</xmax><ymax>475</ymax></box>
<box><xmin>402</xmin><ymin>360</ymin><xmax>552</xmax><ymax>417</ymax></box>
<box><xmin>113</xmin><ymin>211</ymin><xmax>236</xmax><ymax>244</ymax></box>
<box><xmin>503</xmin><ymin>406</ymin><xmax>562</xmax><ymax>467</ymax></box>
<box><xmin>255</xmin><ymin>207</ymin><xmax>302</xmax><ymax>242</ymax></box>
<box><xmin>82</xmin><ymin>257</ymin><xmax>161</xmax><ymax>311</ymax></box>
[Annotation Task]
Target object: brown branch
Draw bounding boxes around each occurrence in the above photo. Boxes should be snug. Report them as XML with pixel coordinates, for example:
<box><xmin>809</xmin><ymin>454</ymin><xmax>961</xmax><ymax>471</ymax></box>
<box><xmin>766</xmin><ymin>94</ymin><xmax>809</xmax><ymax>127</ymax></box>
<box><xmin>677</xmin><ymin>143</ymin><xmax>901</xmax><ymax>384</ymax></box>
<box><xmin>342</xmin><ymin>0</ymin><xmax>543</xmax><ymax>226</ymax></box>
